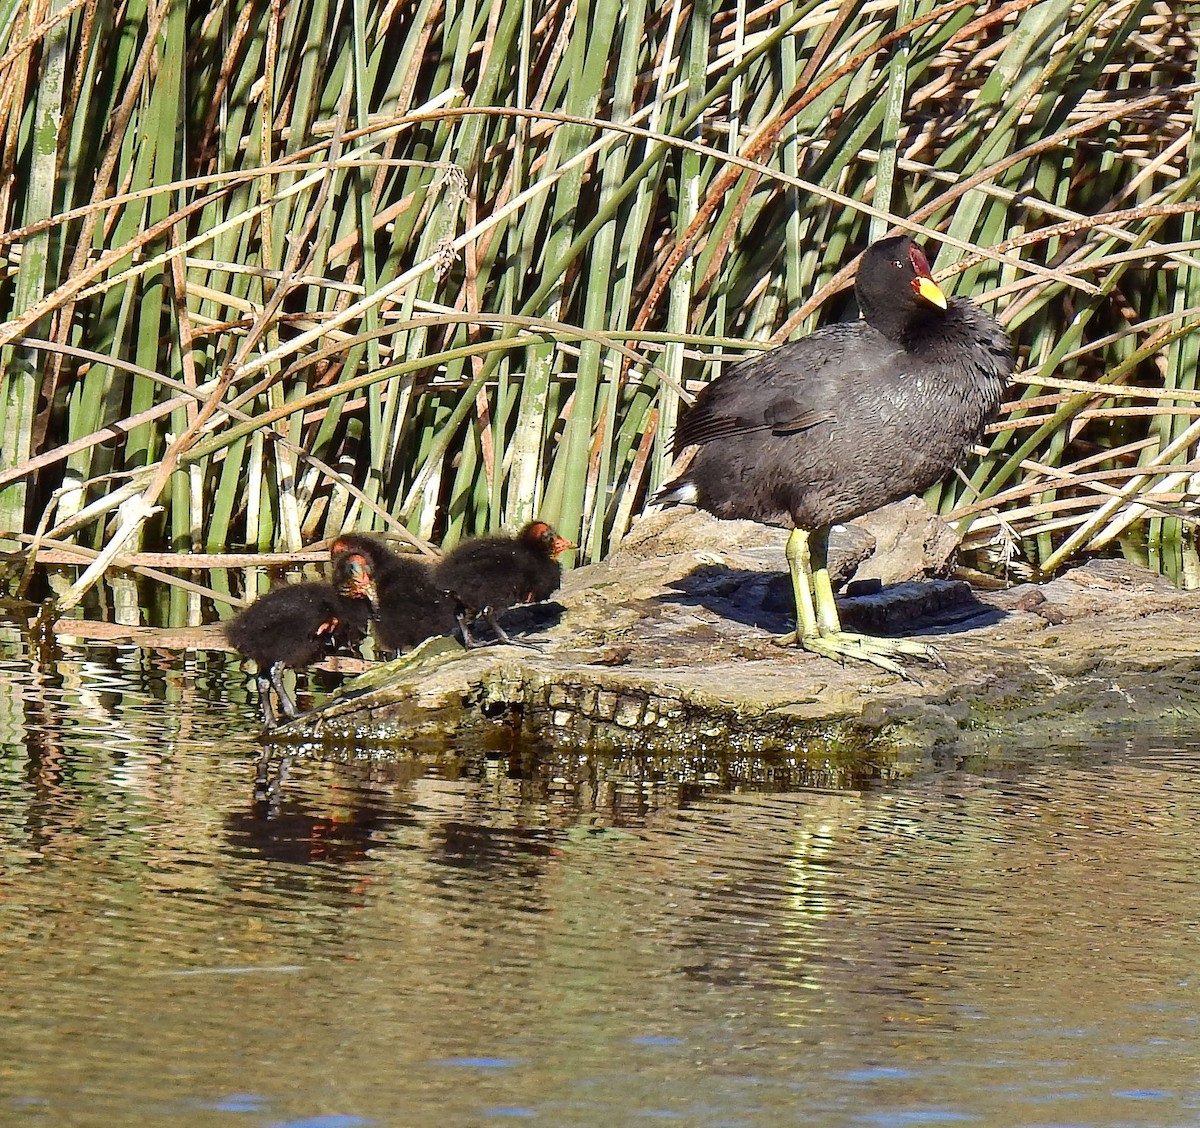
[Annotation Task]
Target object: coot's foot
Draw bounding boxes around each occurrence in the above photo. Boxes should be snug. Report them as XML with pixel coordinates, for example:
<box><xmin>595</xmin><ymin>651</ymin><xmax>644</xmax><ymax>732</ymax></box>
<box><xmin>498</xmin><ymin>637</ymin><xmax>546</xmax><ymax>652</ymax></box>
<box><xmin>774</xmin><ymin>629</ymin><xmax>939</xmax><ymax>678</ymax></box>
<box><xmin>455</xmin><ymin>610</ymin><xmax>546</xmax><ymax>651</ymax></box>
<box><xmin>457</xmin><ymin>619</ymin><xmax>483</xmax><ymax>649</ymax></box>
<box><xmin>458</xmin><ymin>622</ymin><xmax>545</xmax><ymax>652</ymax></box>
<box><xmin>255</xmin><ymin>674</ymin><xmax>279</xmax><ymax>728</ymax></box>
<box><xmin>269</xmin><ymin>662</ymin><xmax>301</xmax><ymax>720</ymax></box>
<box><xmin>485</xmin><ymin>612</ymin><xmax>547</xmax><ymax>651</ymax></box>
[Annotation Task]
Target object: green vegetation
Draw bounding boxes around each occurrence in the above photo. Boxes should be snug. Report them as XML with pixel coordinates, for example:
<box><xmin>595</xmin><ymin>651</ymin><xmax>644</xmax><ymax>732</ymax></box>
<box><xmin>0</xmin><ymin>0</ymin><xmax>1197</xmax><ymax>613</ymax></box>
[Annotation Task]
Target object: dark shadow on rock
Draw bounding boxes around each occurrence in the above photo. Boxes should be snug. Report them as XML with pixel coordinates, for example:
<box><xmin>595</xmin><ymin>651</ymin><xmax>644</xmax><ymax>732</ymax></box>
<box><xmin>665</xmin><ymin>565</ymin><xmax>1006</xmax><ymax>636</ymax></box>
<box><xmin>839</xmin><ymin>580</ymin><xmax>1006</xmax><ymax>636</ymax></box>
<box><xmin>664</xmin><ymin>565</ymin><xmax>792</xmax><ymax>631</ymax></box>
<box><xmin>484</xmin><ymin>599</ymin><xmax>566</xmax><ymax>642</ymax></box>
<box><xmin>660</xmin><ymin>522</ymin><xmax>881</xmax><ymax>629</ymax></box>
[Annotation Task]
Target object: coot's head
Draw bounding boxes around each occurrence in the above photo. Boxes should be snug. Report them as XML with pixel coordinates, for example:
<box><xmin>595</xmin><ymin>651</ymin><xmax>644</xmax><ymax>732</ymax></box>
<box><xmin>856</xmin><ymin>235</ymin><xmax>948</xmax><ymax>341</ymax></box>
<box><xmin>519</xmin><ymin>520</ymin><xmax>574</xmax><ymax>559</ymax></box>
<box><xmin>330</xmin><ymin>533</ymin><xmax>387</xmax><ymax>564</ymax></box>
<box><xmin>334</xmin><ymin>551</ymin><xmax>378</xmax><ymax>609</ymax></box>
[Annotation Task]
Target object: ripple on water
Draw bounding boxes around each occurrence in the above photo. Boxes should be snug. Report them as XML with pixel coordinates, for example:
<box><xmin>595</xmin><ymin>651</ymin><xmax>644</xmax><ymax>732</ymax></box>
<box><xmin>3</xmin><ymin>638</ymin><xmax>1200</xmax><ymax>1127</ymax></box>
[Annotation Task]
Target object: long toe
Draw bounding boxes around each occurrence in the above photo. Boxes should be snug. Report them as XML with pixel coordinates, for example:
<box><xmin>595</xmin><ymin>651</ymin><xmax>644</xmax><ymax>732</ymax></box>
<box><xmin>840</xmin><ymin>632</ymin><xmax>939</xmax><ymax>661</ymax></box>
<box><xmin>502</xmin><ymin>637</ymin><xmax>546</xmax><ymax>652</ymax></box>
<box><xmin>794</xmin><ymin>631</ymin><xmax>941</xmax><ymax>678</ymax></box>
<box><xmin>484</xmin><ymin>612</ymin><xmax>544</xmax><ymax>651</ymax></box>
<box><xmin>802</xmin><ymin>634</ymin><xmax>910</xmax><ymax>678</ymax></box>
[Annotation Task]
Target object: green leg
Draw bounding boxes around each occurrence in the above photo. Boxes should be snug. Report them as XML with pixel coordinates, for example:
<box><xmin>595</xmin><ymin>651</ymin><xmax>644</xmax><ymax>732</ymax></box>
<box><xmin>809</xmin><ymin>528</ymin><xmax>843</xmax><ymax>636</ymax></box>
<box><xmin>786</xmin><ymin>527</ymin><xmax>818</xmax><ymax>640</ymax></box>
<box><xmin>777</xmin><ymin>524</ymin><xmax>939</xmax><ymax>677</ymax></box>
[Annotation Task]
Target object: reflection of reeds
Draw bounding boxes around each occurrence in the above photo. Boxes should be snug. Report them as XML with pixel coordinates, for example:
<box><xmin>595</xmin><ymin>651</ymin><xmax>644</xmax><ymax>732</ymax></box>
<box><xmin>0</xmin><ymin>1</ymin><xmax>1196</xmax><ymax>611</ymax></box>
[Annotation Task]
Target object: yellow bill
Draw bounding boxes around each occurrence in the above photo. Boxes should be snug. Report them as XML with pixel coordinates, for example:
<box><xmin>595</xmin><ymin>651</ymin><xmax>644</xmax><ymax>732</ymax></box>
<box><xmin>913</xmin><ymin>275</ymin><xmax>948</xmax><ymax>310</ymax></box>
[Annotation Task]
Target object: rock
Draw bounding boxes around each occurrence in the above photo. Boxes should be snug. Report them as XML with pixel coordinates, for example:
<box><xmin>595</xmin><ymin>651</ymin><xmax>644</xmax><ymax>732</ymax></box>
<box><xmin>838</xmin><ymin>579</ymin><xmax>991</xmax><ymax>634</ymax></box>
<box><xmin>761</xmin><ymin>524</ymin><xmax>877</xmax><ymax>614</ymax></box>
<box><xmin>601</xmin><ymin>499</ymin><xmax>956</xmax><ymax>630</ymax></box>
<box><xmin>606</xmin><ymin>508</ymin><xmax>782</xmax><ymax>565</ymax></box>
<box><xmin>1056</xmin><ymin>556</ymin><xmax>1180</xmax><ymax>593</ymax></box>
<box><xmin>846</xmin><ymin>496</ymin><xmax>962</xmax><ymax>586</ymax></box>
<box><xmin>274</xmin><ymin>534</ymin><xmax>1200</xmax><ymax>779</ymax></box>
<box><xmin>996</xmin><ymin>586</ymin><xmax>1068</xmax><ymax>625</ymax></box>
<box><xmin>830</xmin><ymin>523</ymin><xmax>879</xmax><ymax>585</ymax></box>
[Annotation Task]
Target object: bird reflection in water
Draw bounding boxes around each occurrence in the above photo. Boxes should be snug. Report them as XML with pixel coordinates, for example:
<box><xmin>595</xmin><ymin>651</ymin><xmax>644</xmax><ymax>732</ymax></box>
<box><xmin>227</xmin><ymin>752</ymin><xmax>424</xmax><ymax>865</ymax></box>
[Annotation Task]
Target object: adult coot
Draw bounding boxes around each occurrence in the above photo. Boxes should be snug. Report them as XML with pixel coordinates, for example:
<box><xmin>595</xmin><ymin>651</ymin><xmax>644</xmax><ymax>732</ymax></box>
<box><xmin>433</xmin><ymin>520</ymin><xmax>572</xmax><ymax>648</ymax></box>
<box><xmin>225</xmin><ymin>550</ymin><xmax>377</xmax><ymax>727</ymax></box>
<box><xmin>329</xmin><ymin>533</ymin><xmax>458</xmax><ymax>655</ymax></box>
<box><xmin>654</xmin><ymin>234</ymin><xmax>1013</xmax><ymax>673</ymax></box>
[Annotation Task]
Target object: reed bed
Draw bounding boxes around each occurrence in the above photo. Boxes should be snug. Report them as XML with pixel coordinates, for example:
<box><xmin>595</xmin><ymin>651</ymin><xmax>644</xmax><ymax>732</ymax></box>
<box><xmin>0</xmin><ymin>0</ymin><xmax>1197</xmax><ymax>615</ymax></box>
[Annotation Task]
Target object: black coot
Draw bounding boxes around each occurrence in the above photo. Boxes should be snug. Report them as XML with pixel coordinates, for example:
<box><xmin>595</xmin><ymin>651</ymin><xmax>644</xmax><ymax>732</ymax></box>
<box><xmin>654</xmin><ymin>235</ymin><xmax>1013</xmax><ymax>673</ymax></box>
<box><xmin>329</xmin><ymin>533</ymin><xmax>457</xmax><ymax>655</ymax></box>
<box><xmin>225</xmin><ymin>550</ymin><xmax>377</xmax><ymax>727</ymax></box>
<box><xmin>432</xmin><ymin>520</ymin><xmax>573</xmax><ymax>648</ymax></box>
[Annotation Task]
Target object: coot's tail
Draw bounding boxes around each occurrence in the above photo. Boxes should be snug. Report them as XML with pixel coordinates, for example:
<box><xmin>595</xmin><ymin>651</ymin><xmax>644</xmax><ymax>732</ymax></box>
<box><xmin>650</xmin><ymin>476</ymin><xmax>698</xmax><ymax>508</ymax></box>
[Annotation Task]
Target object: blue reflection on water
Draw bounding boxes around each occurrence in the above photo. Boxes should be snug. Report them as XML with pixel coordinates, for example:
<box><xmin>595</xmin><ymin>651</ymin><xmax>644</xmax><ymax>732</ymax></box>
<box><xmin>433</xmin><ymin>1057</ymin><xmax>523</xmax><ymax>1069</ymax></box>
<box><xmin>839</xmin><ymin>1066</ymin><xmax>917</xmax><ymax>1081</ymax></box>
<box><xmin>266</xmin><ymin>1116</ymin><xmax>373</xmax><ymax>1128</ymax></box>
<box><xmin>198</xmin><ymin>1092</ymin><xmax>269</xmax><ymax>1112</ymax></box>
<box><xmin>853</xmin><ymin>1112</ymin><xmax>978</xmax><ymax>1125</ymax></box>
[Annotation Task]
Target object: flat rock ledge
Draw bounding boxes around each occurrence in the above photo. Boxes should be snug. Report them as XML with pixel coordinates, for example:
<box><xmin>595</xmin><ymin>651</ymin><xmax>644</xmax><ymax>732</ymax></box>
<box><xmin>275</xmin><ymin>510</ymin><xmax>1200</xmax><ymax>780</ymax></box>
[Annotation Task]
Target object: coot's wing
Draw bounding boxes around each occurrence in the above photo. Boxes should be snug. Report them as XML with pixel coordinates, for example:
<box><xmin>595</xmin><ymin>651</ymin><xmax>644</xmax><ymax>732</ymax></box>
<box><xmin>433</xmin><ymin>539</ymin><xmax>521</xmax><ymax>606</ymax></box>
<box><xmin>330</xmin><ymin>596</ymin><xmax>374</xmax><ymax>650</ymax></box>
<box><xmin>673</xmin><ymin>327</ymin><xmax>877</xmax><ymax>453</ymax></box>
<box><xmin>224</xmin><ymin>584</ymin><xmax>338</xmax><ymax>660</ymax></box>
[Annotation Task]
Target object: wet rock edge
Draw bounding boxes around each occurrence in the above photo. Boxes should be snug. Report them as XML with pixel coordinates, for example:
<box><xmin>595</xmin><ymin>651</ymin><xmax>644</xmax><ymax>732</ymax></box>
<box><xmin>270</xmin><ymin>520</ymin><xmax>1200</xmax><ymax>781</ymax></box>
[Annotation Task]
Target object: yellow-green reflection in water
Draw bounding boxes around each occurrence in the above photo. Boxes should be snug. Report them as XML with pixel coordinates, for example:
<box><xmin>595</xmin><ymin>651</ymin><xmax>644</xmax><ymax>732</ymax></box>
<box><xmin>1</xmin><ymin>628</ymin><xmax>1199</xmax><ymax>1127</ymax></box>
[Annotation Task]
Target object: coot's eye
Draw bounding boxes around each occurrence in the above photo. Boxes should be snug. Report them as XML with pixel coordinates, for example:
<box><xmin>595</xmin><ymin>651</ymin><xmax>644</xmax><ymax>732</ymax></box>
<box><xmin>891</xmin><ymin>259</ymin><xmax>905</xmax><ymax>269</ymax></box>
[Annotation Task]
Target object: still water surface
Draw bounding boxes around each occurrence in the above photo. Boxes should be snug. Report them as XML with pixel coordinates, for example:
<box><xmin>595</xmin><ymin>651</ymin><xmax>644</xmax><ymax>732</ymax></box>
<box><xmin>2</xmin><ymin>628</ymin><xmax>1199</xmax><ymax>1127</ymax></box>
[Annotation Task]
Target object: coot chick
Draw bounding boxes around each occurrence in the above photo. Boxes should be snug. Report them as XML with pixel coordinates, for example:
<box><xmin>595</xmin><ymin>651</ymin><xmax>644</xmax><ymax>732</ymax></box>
<box><xmin>432</xmin><ymin>520</ymin><xmax>573</xmax><ymax>648</ymax></box>
<box><xmin>654</xmin><ymin>235</ymin><xmax>1013</xmax><ymax>673</ymax></box>
<box><xmin>225</xmin><ymin>551</ymin><xmax>377</xmax><ymax>727</ymax></box>
<box><xmin>329</xmin><ymin>533</ymin><xmax>458</xmax><ymax>655</ymax></box>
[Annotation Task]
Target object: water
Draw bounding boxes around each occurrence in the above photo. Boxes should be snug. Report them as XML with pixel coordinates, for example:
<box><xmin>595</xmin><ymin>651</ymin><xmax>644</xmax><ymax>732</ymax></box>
<box><xmin>2</xmin><ymin>626</ymin><xmax>1200</xmax><ymax>1127</ymax></box>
